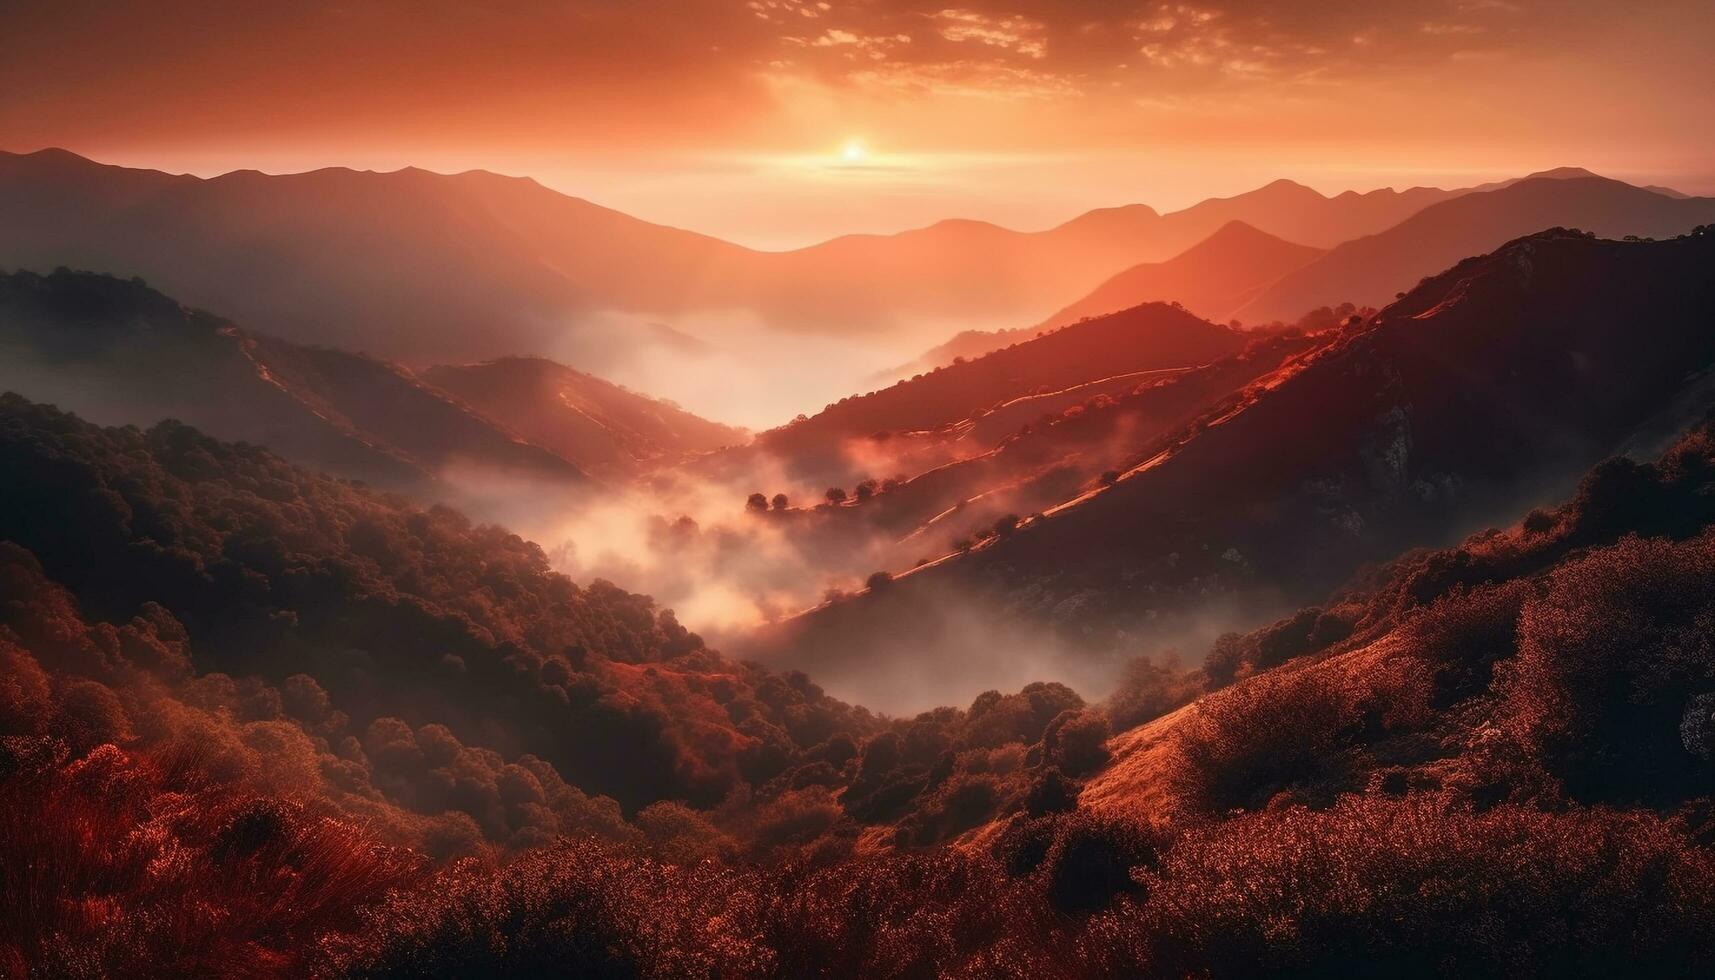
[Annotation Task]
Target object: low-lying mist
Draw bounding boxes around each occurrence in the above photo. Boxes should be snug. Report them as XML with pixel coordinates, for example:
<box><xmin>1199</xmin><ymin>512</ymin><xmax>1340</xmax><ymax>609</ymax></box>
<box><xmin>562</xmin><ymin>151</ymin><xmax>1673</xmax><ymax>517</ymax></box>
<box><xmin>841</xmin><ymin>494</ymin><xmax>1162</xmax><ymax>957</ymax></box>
<box><xmin>737</xmin><ymin>562</ymin><xmax>1298</xmax><ymax>714</ymax></box>
<box><xmin>535</xmin><ymin>306</ymin><xmax>998</xmax><ymax>430</ymax></box>
<box><xmin>435</xmin><ymin>448</ymin><xmax>1297</xmax><ymax>715</ymax></box>
<box><xmin>440</xmin><ymin>449</ymin><xmax>895</xmax><ymax>643</ymax></box>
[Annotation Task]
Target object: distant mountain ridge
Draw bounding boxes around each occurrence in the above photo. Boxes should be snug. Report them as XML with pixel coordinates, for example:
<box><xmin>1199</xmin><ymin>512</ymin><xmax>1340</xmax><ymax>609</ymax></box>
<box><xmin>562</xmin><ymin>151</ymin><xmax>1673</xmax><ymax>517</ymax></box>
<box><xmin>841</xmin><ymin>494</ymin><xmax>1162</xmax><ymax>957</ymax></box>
<box><xmin>0</xmin><ymin>148</ymin><xmax>1574</xmax><ymax>373</ymax></box>
<box><xmin>0</xmin><ymin>147</ymin><xmax>751</xmax><ymax>365</ymax></box>
<box><xmin>1235</xmin><ymin>175</ymin><xmax>1715</xmax><ymax>323</ymax></box>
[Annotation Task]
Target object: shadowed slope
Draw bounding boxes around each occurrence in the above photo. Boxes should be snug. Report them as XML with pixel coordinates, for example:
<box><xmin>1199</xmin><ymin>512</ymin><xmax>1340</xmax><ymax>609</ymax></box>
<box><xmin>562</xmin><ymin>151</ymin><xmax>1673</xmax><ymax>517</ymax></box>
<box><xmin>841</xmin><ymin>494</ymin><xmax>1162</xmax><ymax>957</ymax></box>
<box><xmin>0</xmin><ymin>269</ymin><xmax>586</xmax><ymax>492</ymax></box>
<box><xmin>422</xmin><ymin>357</ymin><xmax>747</xmax><ymax>478</ymax></box>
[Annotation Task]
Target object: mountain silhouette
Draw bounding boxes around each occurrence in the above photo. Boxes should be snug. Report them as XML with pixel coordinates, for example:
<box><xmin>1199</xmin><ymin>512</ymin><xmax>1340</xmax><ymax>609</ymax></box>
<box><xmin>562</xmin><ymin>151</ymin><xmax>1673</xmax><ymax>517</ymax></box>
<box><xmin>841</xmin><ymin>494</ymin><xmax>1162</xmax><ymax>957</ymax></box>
<box><xmin>0</xmin><ymin>149</ymin><xmax>1565</xmax><ymax>371</ymax></box>
<box><xmin>0</xmin><ymin>148</ymin><xmax>750</xmax><ymax>364</ymax></box>
<box><xmin>1039</xmin><ymin>220</ymin><xmax>1324</xmax><ymax>327</ymax></box>
<box><xmin>1235</xmin><ymin>176</ymin><xmax>1715</xmax><ymax>323</ymax></box>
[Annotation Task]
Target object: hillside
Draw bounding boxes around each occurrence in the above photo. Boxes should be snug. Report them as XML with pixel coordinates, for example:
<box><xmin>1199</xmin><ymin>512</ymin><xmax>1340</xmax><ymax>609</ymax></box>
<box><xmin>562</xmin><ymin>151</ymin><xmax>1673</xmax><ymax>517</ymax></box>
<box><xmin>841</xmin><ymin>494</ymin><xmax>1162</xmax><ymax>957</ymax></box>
<box><xmin>780</xmin><ymin>335</ymin><xmax>1323</xmax><ymax>563</ymax></box>
<box><xmin>0</xmin><ymin>393</ymin><xmax>1118</xmax><ymax>974</ymax></box>
<box><xmin>1237</xmin><ymin>176</ymin><xmax>1715</xmax><ymax>323</ymax></box>
<box><xmin>10</xmin><ymin>395</ymin><xmax>1715</xmax><ymax>976</ymax></box>
<box><xmin>422</xmin><ymin>357</ymin><xmax>747</xmax><ymax>478</ymax></box>
<box><xmin>1085</xmin><ymin>418</ymin><xmax>1715</xmax><ymax>822</ymax></box>
<box><xmin>750</xmin><ymin>227</ymin><xmax>1715</xmax><ymax>706</ymax></box>
<box><xmin>0</xmin><ymin>269</ymin><xmax>585</xmax><ymax>493</ymax></box>
<box><xmin>747</xmin><ymin>302</ymin><xmax>1250</xmax><ymax>482</ymax></box>
<box><xmin>0</xmin><ymin>394</ymin><xmax>876</xmax><ymax>821</ymax></box>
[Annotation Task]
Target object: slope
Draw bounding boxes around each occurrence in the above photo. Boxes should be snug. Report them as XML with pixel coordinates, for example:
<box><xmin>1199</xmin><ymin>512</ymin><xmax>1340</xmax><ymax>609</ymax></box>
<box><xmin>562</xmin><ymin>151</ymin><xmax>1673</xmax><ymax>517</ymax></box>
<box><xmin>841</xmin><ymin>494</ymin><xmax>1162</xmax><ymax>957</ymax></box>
<box><xmin>422</xmin><ymin>357</ymin><xmax>748</xmax><ymax>478</ymax></box>
<box><xmin>721</xmin><ymin>302</ymin><xmax>1251</xmax><ymax>490</ymax></box>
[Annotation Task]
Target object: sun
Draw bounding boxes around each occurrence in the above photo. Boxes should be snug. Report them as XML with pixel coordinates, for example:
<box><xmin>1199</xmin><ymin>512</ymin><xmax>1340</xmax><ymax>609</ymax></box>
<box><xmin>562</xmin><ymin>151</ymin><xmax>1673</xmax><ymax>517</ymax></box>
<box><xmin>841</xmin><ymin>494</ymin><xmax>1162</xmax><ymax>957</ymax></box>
<box><xmin>840</xmin><ymin>139</ymin><xmax>867</xmax><ymax>164</ymax></box>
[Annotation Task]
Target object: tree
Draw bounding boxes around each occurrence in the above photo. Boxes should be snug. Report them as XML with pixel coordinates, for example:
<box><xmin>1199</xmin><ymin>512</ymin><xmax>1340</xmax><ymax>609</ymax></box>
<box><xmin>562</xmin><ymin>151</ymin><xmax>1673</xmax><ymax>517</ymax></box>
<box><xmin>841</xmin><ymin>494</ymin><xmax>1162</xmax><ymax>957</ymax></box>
<box><xmin>865</xmin><ymin>570</ymin><xmax>893</xmax><ymax>591</ymax></box>
<box><xmin>1204</xmin><ymin>632</ymin><xmax>1247</xmax><ymax>686</ymax></box>
<box><xmin>855</xmin><ymin>479</ymin><xmax>878</xmax><ymax>502</ymax></box>
<box><xmin>771</xmin><ymin>493</ymin><xmax>789</xmax><ymax>511</ymax></box>
<box><xmin>825</xmin><ymin>487</ymin><xmax>848</xmax><ymax>505</ymax></box>
<box><xmin>746</xmin><ymin>492</ymin><xmax>768</xmax><ymax>513</ymax></box>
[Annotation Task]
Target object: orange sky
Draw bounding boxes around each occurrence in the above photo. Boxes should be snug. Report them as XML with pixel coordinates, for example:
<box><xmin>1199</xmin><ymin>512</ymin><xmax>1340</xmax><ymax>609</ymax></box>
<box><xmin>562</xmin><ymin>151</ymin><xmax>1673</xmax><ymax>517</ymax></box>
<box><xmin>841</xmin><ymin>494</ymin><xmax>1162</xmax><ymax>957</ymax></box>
<box><xmin>4</xmin><ymin>0</ymin><xmax>1711</xmax><ymax>247</ymax></box>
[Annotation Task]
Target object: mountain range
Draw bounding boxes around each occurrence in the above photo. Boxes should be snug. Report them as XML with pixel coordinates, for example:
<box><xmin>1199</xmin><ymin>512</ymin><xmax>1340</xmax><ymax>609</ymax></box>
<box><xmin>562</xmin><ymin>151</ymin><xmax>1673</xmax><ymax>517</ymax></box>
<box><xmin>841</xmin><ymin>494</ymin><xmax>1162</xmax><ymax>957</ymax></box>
<box><xmin>890</xmin><ymin>170</ymin><xmax>1715</xmax><ymax>375</ymax></box>
<box><xmin>4</xmin><ymin>150</ymin><xmax>1646</xmax><ymax>385</ymax></box>
<box><xmin>1234</xmin><ymin>175</ymin><xmax>1715</xmax><ymax>322</ymax></box>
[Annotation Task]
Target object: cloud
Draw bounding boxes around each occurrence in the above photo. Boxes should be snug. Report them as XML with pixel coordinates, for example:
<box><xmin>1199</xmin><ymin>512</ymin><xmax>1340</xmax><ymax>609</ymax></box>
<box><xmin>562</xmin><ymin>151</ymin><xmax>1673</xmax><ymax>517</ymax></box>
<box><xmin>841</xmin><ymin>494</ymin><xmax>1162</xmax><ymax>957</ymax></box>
<box><xmin>934</xmin><ymin>9</ymin><xmax>1050</xmax><ymax>59</ymax></box>
<box><xmin>0</xmin><ymin>0</ymin><xmax>1547</xmax><ymax>149</ymax></box>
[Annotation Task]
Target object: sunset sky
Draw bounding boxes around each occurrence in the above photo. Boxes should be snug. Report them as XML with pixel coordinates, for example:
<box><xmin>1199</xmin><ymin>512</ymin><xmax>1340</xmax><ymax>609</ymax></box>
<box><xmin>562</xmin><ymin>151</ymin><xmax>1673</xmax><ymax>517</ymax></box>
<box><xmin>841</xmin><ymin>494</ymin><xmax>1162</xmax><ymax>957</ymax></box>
<box><xmin>5</xmin><ymin>0</ymin><xmax>1712</xmax><ymax>247</ymax></box>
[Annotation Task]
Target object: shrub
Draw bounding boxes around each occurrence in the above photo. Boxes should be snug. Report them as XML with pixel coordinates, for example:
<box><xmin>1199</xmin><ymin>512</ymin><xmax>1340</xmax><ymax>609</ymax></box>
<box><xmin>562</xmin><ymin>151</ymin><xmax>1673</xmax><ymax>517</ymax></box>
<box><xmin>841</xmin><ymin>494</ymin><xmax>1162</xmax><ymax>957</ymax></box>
<box><xmin>321</xmin><ymin>842</ymin><xmax>771</xmax><ymax>978</ymax></box>
<box><xmin>1399</xmin><ymin>580</ymin><xmax>1528</xmax><ymax>708</ymax></box>
<box><xmin>1126</xmin><ymin>796</ymin><xmax>1715</xmax><ymax>977</ymax></box>
<box><xmin>1168</xmin><ymin>667</ymin><xmax>1358</xmax><ymax>812</ymax></box>
<box><xmin>1499</xmin><ymin>533</ymin><xmax>1715</xmax><ymax>804</ymax></box>
<box><xmin>1039</xmin><ymin>810</ymin><xmax>1159</xmax><ymax>913</ymax></box>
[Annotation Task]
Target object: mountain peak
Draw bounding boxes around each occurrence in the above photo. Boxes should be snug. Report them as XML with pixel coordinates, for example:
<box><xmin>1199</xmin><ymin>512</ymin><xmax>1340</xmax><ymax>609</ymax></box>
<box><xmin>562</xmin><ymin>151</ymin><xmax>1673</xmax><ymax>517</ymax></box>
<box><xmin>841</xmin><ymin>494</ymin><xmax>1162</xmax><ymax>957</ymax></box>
<box><xmin>1201</xmin><ymin>218</ymin><xmax>1282</xmax><ymax>244</ymax></box>
<box><xmin>1</xmin><ymin>146</ymin><xmax>112</xmax><ymax>173</ymax></box>
<box><xmin>1522</xmin><ymin>165</ymin><xmax>1602</xmax><ymax>181</ymax></box>
<box><xmin>18</xmin><ymin>146</ymin><xmax>88</xmax><ymax>163</ymax></box>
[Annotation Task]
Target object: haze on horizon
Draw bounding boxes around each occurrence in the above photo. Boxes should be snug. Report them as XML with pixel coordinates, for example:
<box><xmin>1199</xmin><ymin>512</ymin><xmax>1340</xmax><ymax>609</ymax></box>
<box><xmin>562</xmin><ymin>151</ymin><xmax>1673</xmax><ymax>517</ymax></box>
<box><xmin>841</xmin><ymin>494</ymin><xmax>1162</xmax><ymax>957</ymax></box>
<box><xmin>5</xmin><ymin>0</ymin><xmax>1713</xmax><ymax>248</ymax></box>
